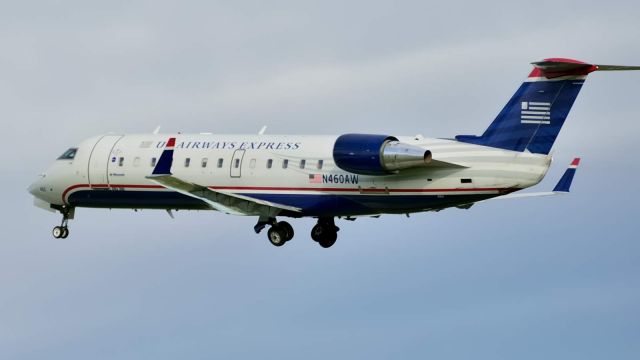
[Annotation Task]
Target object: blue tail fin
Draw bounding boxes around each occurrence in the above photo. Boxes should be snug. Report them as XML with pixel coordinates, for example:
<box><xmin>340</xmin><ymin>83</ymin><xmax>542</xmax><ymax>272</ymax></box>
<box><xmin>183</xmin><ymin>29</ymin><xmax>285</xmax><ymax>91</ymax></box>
<box><xmin>456</xmin><ymin>58</ymin><xmax>598</xmax><ymax>154</ymax></box>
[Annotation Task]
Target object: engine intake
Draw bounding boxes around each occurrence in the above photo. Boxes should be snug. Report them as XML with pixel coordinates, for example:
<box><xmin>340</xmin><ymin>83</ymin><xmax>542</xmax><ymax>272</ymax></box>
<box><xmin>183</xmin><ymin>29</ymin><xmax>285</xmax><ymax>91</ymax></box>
<box><xmin>333</xmin><ymin>134</ymin><xmax>432</xmax><ymax>175</ymax></box>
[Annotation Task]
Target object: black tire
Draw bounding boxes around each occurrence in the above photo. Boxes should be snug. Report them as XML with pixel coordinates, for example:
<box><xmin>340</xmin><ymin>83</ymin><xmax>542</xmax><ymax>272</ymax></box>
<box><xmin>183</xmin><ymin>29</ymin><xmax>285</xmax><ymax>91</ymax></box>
<box><xmin>311</xmin><ymin>224</ymin><xmax>323</xmax><ymax>242</ymax></box>
<box><xmin>278</xmin><ymin>221</ymin><xmax>294</xmax><ymax>241</ymax></box>
<box><xmin>52</xmin><ymin>226</ymin><xmax>63</xmax><ymax>239</ymax></box>
<box><xmin>60</xmin><ymin>228</ymin><xmax>69</xmax><ymax>239</ymax></box>
<box><xmin>268</xmin><ymin>226</ymin><xmax>287</xmax><ymax>247</ymax></box>
<box><xmin>318</xmin><ymin>230</ymin><xmax>337</xmax><ymax>248</ymax></box>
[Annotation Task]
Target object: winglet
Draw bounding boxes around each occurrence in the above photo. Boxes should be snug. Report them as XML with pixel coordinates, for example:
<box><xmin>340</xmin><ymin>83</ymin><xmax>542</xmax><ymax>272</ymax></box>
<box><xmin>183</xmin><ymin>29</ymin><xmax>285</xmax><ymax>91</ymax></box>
<box><xmin>151</xmin><ymin>137</ymin><xmax>176</xmax><ymax>176</ymax></box>
<box><xmin>552</xmin><ymin>157</ymin><xmax>580</xmax><ymax>192</ymax></box>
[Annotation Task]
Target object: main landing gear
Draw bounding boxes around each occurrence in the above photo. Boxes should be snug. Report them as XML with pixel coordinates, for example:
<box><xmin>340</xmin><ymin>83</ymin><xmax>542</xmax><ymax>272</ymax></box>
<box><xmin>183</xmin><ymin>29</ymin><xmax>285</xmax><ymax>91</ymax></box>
<box><xmin>255</xmin><ymin>217</ymin><xmax>339</xmax><ymax>248</ymax></box>
<box><xmin>311</xmin><ymin>217</ymin><xmax>339</xmax><ymax>248</ymax></box>
<box><xmin>52</xmin><ymin>206</ymin><xmax>73</xmax><ymax>239</ymax></box>
<box><xmin>267</xmin><ymin>221</ymin><xmax>294</xmax><ymax>247</ymax></box>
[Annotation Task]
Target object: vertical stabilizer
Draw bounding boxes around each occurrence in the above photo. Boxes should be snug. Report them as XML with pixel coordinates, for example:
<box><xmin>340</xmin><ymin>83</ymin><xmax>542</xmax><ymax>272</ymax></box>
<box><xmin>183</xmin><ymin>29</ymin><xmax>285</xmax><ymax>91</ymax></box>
<box><xmin>456</xmin><ymin>58</ymin><xmax>640</xmax><ymax>154</ymax></box>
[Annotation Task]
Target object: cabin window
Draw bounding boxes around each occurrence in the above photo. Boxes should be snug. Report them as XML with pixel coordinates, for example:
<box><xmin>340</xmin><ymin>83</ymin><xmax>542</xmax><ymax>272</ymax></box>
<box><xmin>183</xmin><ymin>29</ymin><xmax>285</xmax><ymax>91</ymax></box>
<box><xmin>184</xmin><ymin>158</ymin><xmax>191</xmax><ymax>167</ymax></box>
<box><xmin>300</xmin><ymin>159</ymin><xmax>306</xmax><ymax>169</ymax></box>
<box><xmin>282</xmin><ymin>159</ymin><xmax>289</xmax><ymax>169</ymax></box>
<box><xmin>317</xmin><ymin>160</ymin><xmax>324</xmax><ymax>170</ymax></box>
<box><xmin>133</xmin><ymin>157</ymin><xmax>141</xmax><ymax>167</ymax></box>
<box><xmin>267</xmin><ymin>159</ymin><xmax>273</xmax><ymax>169</ymax></box>
<box><xmin>118</xmin><ymin>157</ymin><xmax>124</xmax><ymax>167</ymax></box>
<box><xmin>249</xmin><ymin>159</ymin><xmax>256</xmax><ymax>169</ymax></box>
<box><xmin>201</xmin><ymin>158</ymin><xmax>208</xmax><ymax>168</ymax></box>
<box><xmin>217</xmin><ymin>158</ymin><xmax>224</xmax><ymax>168</ymax></box>
<box><xmin>461</xmin><ymin>178</ymin><xmax>472</xmax><ymax>184</ymax></box>
<box><xmin>234</xmin><ymin>158</ymin><xmax>240</xmax><ymax>168</ymax></box>
<box><xmin>151</xmin><ymin>157</ymin><xmax>157</xmax><ymax>167</ymax></box>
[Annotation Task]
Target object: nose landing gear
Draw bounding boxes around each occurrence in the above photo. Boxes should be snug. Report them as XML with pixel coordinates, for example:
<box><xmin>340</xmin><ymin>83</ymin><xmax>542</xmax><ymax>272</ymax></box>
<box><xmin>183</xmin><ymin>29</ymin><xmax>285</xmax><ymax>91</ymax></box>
<box><xmin>52</xmin><ymin>206</ymin><xmax>74</xmax><ymax>239</ymax></box>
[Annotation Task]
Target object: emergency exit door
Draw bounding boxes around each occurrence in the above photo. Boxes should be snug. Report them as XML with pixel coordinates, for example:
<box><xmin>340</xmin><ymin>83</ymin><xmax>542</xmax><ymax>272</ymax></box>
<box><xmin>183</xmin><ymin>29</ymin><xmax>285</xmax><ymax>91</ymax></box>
<box><xmin>230</xmin><ymin>149</ymin><xmax>245</xmax><ymax>178</ymax></box>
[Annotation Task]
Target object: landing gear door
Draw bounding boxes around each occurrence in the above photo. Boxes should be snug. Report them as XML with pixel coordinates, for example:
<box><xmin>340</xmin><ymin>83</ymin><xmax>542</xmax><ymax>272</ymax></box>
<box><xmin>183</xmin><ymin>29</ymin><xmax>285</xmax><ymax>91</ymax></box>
<box><xmin>88</xmin><ymin>135</ymin><xmax>123</xmax><ymax>187</ymax></box>
<box><xmin>230</xmin><ymin>149</ymin><xmax>245</xmax><ymax>178</ymax></box>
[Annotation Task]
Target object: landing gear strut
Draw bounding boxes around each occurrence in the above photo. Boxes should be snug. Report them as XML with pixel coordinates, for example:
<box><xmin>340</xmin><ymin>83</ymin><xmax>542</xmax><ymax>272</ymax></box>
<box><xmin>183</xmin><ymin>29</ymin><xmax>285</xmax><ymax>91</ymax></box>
<box><xmin>52</xmin><ymin>206</ymin><xmax>73</xmax><ymax>239</ymax></box>
<box><xmin>311</xmin><ymin>217</ymin><xmax>339</xmax><ymax>248</ymax></box>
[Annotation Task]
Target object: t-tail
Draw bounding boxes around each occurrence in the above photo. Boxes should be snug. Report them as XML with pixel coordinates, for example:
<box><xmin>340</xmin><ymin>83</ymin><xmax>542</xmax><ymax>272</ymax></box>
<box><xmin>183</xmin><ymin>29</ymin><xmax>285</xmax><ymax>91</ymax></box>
<box><xmin>456</xmin><ymin>58</ymin><xmax>640</xmax><ymax>154</ymax></box>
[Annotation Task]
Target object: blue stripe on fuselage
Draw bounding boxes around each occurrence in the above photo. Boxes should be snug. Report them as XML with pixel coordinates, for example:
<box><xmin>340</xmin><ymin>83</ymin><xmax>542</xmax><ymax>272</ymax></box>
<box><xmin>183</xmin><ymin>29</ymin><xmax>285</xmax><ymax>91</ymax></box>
<box><xmin>67</xmin><ymin>190</ymin><xmax>495</xmax><ymax>216</ymax></box>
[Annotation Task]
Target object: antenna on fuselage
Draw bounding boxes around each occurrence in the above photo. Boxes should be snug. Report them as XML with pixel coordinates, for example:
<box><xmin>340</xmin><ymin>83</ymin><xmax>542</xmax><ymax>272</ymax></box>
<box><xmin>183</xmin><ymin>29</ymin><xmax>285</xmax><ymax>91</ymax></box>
<box><xmin>153</xmin><ymin>125</ymin><xmax>161</xmax><ymax>134</ymax></box>
<box><xmin>258</xmin><ymin>126</ymin><xmax>267</xmax><ymax>135</ymax></box>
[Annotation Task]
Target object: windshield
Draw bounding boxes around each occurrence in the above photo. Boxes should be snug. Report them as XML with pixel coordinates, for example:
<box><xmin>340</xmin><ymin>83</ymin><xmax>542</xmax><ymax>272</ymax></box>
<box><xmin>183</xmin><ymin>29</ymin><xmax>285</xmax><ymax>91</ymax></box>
<box><xmin>57</xmin><ymin>148</ymin><xmax>78</xmax><ymax>160</ymax></box>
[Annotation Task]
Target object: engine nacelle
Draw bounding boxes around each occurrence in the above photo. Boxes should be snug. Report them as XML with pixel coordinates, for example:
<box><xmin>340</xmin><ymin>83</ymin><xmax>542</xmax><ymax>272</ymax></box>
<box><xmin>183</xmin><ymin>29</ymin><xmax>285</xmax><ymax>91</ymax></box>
<box><xmin>333</xmin><ymin>134</ymin><xmax>432</xmax><ymax>175</ymax></box>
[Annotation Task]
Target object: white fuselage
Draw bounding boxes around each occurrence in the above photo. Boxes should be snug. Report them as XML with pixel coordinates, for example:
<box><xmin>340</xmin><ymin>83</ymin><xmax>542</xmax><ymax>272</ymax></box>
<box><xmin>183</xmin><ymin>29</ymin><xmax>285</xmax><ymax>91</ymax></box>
<box><xmin>29</xmin><ymin>133</ymin><xmax>551</xmax><ymax>217</ymax></box>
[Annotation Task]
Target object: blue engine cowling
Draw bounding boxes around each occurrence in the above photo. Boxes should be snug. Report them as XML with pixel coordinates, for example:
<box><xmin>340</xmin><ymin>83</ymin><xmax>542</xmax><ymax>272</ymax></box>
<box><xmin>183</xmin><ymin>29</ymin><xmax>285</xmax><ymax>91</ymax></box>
<box><xmin>333</xmin><ymin>134</ymin><xmax>432</xmax><ymax>175</ymax></box>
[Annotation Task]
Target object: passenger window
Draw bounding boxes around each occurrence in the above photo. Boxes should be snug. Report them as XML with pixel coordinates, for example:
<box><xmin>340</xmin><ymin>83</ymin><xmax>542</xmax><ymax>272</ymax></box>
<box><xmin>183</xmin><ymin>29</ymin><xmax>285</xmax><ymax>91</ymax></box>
<box><xmin>201</xmin><ymin>158</ymin><xmax>208</xmax><ymax>168</ymax></box>
<box><xmin>234</xmin><ymin>158</ymin><xmax>240</xmax><ymax>168</ymax></box>
<box><xmin>151</xmin><ymin>157</ymin><xmax>157</xmax><ymax>167</ymax></box>
<box><xmin>118</xmin><ymin>157</ymin><xmax>124</xmax><ymax>167</ymax></box>
<box><xmin>282</xmin><ymin>159</ymin><xmax>289</xmax><ymax>169</ymax></box>
<box><xmin>317</xmin><ymin>160</ymin><xmax>324</xmax><ymax>170</ymax></box>
<box><xmin>217</xmin><ymin>158</ymin><xmax>224</xmax><ymax>168</ymax></box>
<box><xmin>267</xmin><ymin>159</ymin><xmax>273</xmax><ymax>169</ymax></box>
<box><xmin>249</xmin><ymin>159</ymin><xmax>256</xmax><ymax>169</ymax></box>
<box><xmin>184</xmin><ymin>158</ymin><xmax>191</xmax><ymax>167</ymax></box>
<box><xmin>300</xmin><ymin>159</ymin><xmax>306</xmax><ymax>169</ymax></box>
<box><xmin>133</xmin><ymin>157</ymin><xmax>140</xmax><ymax>167</ymax></box>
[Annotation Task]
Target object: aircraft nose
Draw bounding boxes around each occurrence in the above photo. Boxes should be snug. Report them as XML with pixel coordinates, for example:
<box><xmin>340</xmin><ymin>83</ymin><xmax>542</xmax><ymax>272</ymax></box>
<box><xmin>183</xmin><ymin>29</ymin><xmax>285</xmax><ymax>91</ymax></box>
<box><xmin>28</xmin><ymin>175</ymin><xmax>45</xmax><ymax>197</ymax></box>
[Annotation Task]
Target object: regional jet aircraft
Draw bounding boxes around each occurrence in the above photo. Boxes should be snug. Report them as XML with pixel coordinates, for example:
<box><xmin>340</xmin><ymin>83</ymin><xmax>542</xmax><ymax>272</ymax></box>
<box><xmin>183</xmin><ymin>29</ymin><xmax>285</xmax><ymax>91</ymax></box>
<box><xmin>28</xmin><ymin>58</ymin><xmax>639</xmax><ymax>248</ymax></box>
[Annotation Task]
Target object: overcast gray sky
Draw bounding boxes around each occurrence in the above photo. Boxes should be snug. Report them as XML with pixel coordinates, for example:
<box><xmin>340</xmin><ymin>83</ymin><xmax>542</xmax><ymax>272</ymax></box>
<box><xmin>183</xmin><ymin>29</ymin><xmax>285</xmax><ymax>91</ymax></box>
<box><xmin>2</xmin><ymin>1</ymin><xmax>640</xmax><ymax>359</ymax></box>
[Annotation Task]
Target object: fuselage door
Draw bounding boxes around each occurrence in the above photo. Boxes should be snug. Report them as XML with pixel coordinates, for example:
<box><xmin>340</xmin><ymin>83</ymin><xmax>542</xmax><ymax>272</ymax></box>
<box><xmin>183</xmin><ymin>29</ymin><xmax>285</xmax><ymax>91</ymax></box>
<box><xmin>230</xmin><ymin>149</ymin><xmax>245</xmax><ymax>178</ymax></box>
<box><xmin>88</xmin><ymin>135</ymin><xmax>123</xmax><ymax>187</ymax></box>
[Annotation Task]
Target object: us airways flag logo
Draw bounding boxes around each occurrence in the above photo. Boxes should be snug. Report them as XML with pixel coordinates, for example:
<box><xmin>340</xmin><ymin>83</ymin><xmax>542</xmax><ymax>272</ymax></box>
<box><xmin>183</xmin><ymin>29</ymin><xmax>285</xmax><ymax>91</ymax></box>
<box><xmin>521</xmin><ymin>101</ymin><xmax>551</xmax><ymax>124</ymax></box>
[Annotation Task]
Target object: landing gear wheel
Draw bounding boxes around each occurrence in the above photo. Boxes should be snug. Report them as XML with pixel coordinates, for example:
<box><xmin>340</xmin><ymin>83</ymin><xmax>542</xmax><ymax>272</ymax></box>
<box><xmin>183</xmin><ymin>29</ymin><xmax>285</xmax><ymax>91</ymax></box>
<box><xmin>311</xmin><ymin>218</ymin><xmax>339</xmax><ymax>248</ymax></box>
<box><xmin>311</xmin><ymin>224</ymin><xmax>323</xmax><ymax>242</ymax></box>
<box><xmin>278</xmin><ymin>221</ymin><xmax>294</xmax><ymax>241</ymax></box>
<box><xmin>268</xmin><ymin>225</ymin><xmax>287</xmax><ymax>247</ymax></box>
<box><xmin>318</xmin><ymin>230</ymin><xmax>337</xmax><ymax>248</ymax></box>
<box><xmin>52</xmin><ymin>226</ymin><xmax>63</xmax><ymax>239</ymax></box>
<box><xmin>60</xmin><ymin>227</ymin><xmax>69</xmax><ymax>239</ymax></box>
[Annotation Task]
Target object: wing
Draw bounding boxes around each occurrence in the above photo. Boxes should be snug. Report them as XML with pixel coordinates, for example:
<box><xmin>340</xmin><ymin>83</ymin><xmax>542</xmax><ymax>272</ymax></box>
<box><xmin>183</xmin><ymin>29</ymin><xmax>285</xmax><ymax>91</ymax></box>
<box><xmin>147</xmin><ymin>137</ymin><xmax>302</xmax><ymax>216</ymax></box>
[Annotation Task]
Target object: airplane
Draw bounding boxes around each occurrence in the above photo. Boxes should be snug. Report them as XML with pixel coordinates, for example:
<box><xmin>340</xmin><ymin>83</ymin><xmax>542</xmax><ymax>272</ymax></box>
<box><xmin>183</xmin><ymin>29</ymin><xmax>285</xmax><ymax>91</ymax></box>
<box><xmin>28</xmin><ymin>58</ymin><xmax>639</xmax><ymax>248</ymax></box>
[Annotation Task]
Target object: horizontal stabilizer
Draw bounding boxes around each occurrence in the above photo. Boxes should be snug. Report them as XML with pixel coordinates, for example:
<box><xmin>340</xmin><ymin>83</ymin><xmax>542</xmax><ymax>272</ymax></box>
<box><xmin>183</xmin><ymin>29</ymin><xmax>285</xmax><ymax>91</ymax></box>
<box><xmin>530</xmin><ymin>58</ymin><xmax>640</xmax><ymax>79</ymax></box>
<box><xmin>594</xmin><ymin>64</ymin><xmax>640</xmax><ymax>71</ymax></box>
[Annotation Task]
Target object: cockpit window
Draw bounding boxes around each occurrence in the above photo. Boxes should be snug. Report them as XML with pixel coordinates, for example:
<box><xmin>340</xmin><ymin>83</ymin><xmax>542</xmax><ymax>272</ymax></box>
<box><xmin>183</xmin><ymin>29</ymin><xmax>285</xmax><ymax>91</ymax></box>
<box><xmin>57</xmin><ymin>148</ymin><xmax>78</xmax><ymax>160</ymax></box>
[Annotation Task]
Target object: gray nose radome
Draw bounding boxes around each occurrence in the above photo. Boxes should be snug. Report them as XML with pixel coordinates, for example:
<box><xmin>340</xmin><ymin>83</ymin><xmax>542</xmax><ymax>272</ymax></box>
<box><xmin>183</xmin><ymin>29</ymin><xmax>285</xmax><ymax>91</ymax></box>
<box><xmin>27</xmin><ymin>175</ymin><xmax>45</xmax><ymax>198</ymax></box>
